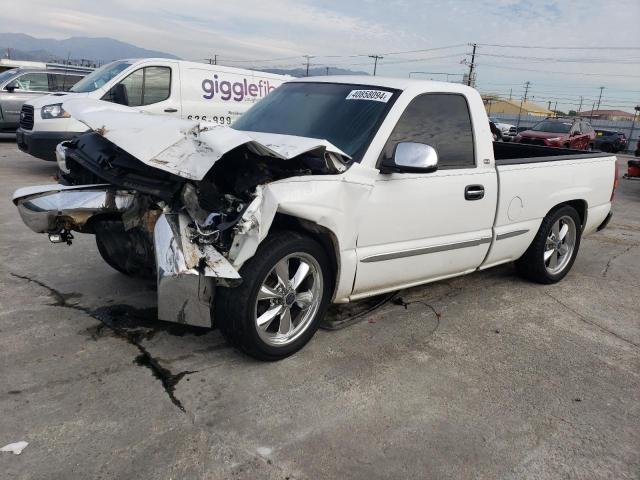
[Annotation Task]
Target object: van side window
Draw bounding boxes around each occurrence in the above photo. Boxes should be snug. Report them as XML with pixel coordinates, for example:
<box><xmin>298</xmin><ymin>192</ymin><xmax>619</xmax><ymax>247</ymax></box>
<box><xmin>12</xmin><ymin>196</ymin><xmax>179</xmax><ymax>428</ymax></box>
<box><xmin>381</xmin><ymin>93</ymin><xmax>475</xmax><ymax>169</ymax></box>
<box><xmin>103</xmin><ymin>67</ymin><xmax>171</xmax><ymax>107</ymax></box>
<box><xmin>15</xmin><ymin>73</ymin><xmax>49</xmax><ymax>92</ymax></box>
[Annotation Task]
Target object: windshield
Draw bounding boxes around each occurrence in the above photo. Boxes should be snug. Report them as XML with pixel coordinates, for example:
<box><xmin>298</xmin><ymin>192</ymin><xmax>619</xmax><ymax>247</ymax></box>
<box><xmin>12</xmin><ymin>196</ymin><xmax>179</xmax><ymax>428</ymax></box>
<box><xmin>530</xmin><ymin>120</ymin><xmax>572</xmax><ymax>133</ymax></box>
<box><xmin>70</xmin><ymin>60</ymin><xmax>132</xmax><ymax>93</ymax></box>
<box><xmin>0</xmin><ymin>69</ymin><xmax>18</xmax><ymax>85</ymax></box>
<box><xmin>232</xmin><ymin>82</ymin><xmax>398</xmax><ymax>161</ymax></box>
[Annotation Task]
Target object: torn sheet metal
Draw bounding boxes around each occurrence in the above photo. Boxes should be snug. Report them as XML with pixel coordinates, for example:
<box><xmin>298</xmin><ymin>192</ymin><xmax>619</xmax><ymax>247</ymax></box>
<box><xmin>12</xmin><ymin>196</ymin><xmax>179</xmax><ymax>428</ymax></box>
<box><xmin>62</xmin><ymin>98</ymin><xmax>351</xmax><ymax>181</ymax></box>
<box><xmin>154</xmin><ymin>213</ymin><xmax>241</xmax><ymax>327</ymax></box>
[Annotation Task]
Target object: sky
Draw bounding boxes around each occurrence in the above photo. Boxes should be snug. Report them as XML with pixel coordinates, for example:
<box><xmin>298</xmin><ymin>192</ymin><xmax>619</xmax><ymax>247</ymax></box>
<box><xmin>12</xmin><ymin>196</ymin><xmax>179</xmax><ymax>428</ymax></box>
<box><xmin>2</xmin><ymin>0</ymin><xmax>640</xmax><ymax>113</ymax></box>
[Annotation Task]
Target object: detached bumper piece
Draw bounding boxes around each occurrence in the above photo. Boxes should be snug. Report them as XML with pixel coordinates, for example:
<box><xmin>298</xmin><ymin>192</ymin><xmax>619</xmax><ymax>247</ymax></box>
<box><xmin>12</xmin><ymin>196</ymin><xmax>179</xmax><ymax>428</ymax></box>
<box><xmin>12</xmin><ymin>184</ymin><xmax>134</xmax><ymax>235</ymax></box>
<box><xmin>154</xmin><ymin>213</ymin><xmax>241</xmax><ymax>327</ymax></box>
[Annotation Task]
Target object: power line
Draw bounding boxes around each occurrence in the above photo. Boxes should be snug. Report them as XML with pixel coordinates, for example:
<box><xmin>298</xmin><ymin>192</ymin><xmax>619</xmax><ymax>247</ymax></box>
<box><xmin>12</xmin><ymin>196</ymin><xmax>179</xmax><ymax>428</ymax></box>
<box><xmin>475</xmin><ymin>62</ymin><xmax>640</xmax><ymax>78</ymax></box>
<box><xmin>476</xmin><ymin>43</ymin><xmax>640</xmax><ymax>50</ymax></box>
<box><xmin>472</xmin><ymin>52</ymin><xmax>640</xmax><ymax>64</ymax></box>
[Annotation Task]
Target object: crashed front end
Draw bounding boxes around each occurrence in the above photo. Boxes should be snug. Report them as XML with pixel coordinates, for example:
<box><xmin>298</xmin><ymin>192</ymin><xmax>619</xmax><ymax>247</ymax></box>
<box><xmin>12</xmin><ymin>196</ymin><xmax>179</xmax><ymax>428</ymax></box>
<box><xmin>13</xmin><ymin>104</ymin><xmax>351</xmax><ymax>327</ymax></box>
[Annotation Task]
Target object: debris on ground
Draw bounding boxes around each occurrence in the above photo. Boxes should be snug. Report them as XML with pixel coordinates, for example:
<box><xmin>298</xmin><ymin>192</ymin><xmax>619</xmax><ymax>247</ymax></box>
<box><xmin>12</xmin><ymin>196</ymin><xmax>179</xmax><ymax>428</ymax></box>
<box><xmin>1</xmin><ymin>441</ymin><xmax>29</xmax><ymax>455</ymax></box>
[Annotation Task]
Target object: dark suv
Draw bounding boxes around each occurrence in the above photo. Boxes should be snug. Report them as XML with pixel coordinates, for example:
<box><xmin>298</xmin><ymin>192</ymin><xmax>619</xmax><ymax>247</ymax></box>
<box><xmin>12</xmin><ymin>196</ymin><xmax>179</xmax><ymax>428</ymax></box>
<box><xmin>594</xmin><ymin>130</ymin><xmax>627</xmax><ymax>153</ymax></box>
<box><xmin>515</xmin><ymin>117</ymin><xmax>596</xmax><ymax>150</ymax></box>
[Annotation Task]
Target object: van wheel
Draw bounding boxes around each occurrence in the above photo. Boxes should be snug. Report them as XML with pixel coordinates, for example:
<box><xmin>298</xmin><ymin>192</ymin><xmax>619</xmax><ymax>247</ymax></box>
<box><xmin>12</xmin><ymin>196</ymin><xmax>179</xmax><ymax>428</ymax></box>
<box><xmin>215</xmin><ymin>231</ymin><xmax>332</xmax><ymax>361</ymax></box>
<box><xmin>515</xmin><ymin>206</ymin><xmax>582</xmax><ymax>284</ymax></box>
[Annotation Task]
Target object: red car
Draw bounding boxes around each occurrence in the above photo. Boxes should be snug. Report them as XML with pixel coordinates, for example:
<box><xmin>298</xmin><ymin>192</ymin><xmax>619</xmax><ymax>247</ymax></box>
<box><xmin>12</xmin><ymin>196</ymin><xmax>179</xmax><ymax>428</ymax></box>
<box><xmin>515</xmin><ymin>117</ymin><xmax>596</xmax><ymax>150</ymax></box>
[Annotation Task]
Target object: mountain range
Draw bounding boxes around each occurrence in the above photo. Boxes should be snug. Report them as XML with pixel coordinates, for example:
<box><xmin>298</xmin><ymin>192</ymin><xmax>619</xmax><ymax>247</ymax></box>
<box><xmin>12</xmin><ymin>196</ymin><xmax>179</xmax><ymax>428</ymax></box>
<box><xmin>0</xmin><ymin>33</ymin><xmax>368</xmax><ymax>76</ymax></box>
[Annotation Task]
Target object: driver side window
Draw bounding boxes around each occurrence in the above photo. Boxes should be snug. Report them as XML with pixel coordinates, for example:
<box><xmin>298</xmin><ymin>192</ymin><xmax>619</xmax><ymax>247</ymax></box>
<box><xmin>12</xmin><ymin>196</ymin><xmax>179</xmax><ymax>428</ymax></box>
<box><xmin>103</xmin><ymin>67</ymin><xmax>171</xmax><ymax>107</ymax></box>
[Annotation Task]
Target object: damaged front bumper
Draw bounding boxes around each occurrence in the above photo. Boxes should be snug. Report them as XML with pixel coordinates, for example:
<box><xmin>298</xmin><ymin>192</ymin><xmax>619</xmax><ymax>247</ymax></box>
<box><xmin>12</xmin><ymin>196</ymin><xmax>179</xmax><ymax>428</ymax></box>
<box><xmin>154</xmin><ymin>213</ymin><xmax>241</xmax><ymax>327</ymax></box>
<box><xmin>12</xmin><ymin>184</ymin><xmax>135</xmax><ymax>235</ymax></box>
<box><xmin>13</xmin><ymin>185</ymin><xmax>242</xmax><ymax>327</ymax></box>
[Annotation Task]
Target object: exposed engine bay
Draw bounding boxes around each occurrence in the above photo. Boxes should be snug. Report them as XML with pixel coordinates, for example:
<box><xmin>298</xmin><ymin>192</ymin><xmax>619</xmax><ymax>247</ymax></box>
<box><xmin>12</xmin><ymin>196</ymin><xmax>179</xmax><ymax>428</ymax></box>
<box><xmin>60</xmin><ymin>129</ymin><xmax>351</xmax><ymax>259</ymax></box>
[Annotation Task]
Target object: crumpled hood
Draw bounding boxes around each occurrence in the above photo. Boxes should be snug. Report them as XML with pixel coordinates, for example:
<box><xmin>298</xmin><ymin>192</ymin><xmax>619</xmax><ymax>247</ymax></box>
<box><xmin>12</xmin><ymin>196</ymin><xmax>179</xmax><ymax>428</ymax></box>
<box><xmin>62</xmin><ymin>97</ymin><xmax>351</xmax><ymax>181</ymax></box>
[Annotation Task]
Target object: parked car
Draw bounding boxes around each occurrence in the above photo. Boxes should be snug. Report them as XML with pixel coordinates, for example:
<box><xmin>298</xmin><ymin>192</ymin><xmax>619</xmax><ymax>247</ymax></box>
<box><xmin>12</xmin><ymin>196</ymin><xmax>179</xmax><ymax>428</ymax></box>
<box><xmin>16</xmin><ymin>59</ymin><xmax>291</xmax><ymax>161</ymax></box>
<box><xmin>489</xmin><ymin>117</ymin><xmax>516</xmax><ymax>141</ymax></box>
<box><xmin>0</xmin><ymin>67</ymin><xmax>89</xmax><ymax>135</ymax></box>
<box><xmin>515</xmin><ymin>117</ymin><xmax>596</xmax><ymax>150</ymax></box>
<box><xmin>594</xmin><ymin>130</ymin><xmax>626</xmax><ymax>153</ymax></box>
<box><xmin>13</xmin><ymin>77</ymin><xmax>617</xmax><ymax>360</ymax></box>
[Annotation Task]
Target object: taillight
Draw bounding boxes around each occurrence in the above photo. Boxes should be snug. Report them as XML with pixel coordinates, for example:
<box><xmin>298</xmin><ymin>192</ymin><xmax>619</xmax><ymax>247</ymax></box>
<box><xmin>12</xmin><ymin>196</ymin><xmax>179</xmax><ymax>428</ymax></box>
<box><xmin>611</xmin><ymin>162</ymin><xmax>619</xmax><ymax>201</ymax></box>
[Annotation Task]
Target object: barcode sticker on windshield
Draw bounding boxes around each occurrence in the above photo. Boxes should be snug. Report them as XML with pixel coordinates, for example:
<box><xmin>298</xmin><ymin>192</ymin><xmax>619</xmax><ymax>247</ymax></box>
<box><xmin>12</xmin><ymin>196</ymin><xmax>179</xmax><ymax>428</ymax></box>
<box><xmin>346</xmin><ymin>90</ymin><xmax>392</xmax><ymax>103</ymax></box>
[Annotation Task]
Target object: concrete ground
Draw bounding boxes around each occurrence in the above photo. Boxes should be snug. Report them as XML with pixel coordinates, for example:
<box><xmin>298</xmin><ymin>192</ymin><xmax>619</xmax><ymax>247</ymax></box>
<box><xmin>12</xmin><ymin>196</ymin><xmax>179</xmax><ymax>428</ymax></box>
<box><xmin>0</xmin><ymin>139</ymin><xmax>638</xmax><ymax>479</ymax></box>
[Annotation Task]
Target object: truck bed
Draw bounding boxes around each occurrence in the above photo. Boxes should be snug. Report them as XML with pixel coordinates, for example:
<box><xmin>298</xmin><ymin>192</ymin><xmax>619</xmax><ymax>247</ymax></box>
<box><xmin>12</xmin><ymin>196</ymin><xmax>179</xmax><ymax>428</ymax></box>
<box><xmin>494</xmin><ymin>141</ymin><xmax>611</xmax><ymax>165</ymax></box>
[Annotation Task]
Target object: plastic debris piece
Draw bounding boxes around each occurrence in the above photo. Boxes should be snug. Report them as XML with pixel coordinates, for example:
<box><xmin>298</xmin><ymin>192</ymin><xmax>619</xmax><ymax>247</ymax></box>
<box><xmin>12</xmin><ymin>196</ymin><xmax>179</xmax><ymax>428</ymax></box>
<box><xmin>1</xmin><ymin>441</ymin><xmax>28</xmax><ymax>455</ymax></box>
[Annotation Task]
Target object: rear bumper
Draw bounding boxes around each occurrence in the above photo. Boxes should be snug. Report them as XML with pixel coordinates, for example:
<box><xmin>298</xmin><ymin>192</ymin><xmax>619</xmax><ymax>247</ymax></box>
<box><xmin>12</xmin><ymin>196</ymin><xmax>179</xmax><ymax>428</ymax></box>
<box><xmin>16</xmin><ymin>128</ymin><xmax>78</xmax><ymax>161</ymax></box>
<box><xmin>597</xmin><ymin>211</ymin><xmax>613</xmax><ymax>232</ymax></box>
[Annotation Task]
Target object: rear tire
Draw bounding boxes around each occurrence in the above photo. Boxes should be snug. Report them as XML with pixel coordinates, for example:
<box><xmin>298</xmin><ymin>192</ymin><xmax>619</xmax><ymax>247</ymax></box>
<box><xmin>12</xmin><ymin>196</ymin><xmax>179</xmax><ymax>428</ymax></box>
<box><xmin>515</xmin><ymin>206</ymin><xmax>582</xmax><ymax>284</ymax></box>
<box><xmin>215</xmin><ymin>230</ymin><xmax>333</xmax><ymax>361</ymax></box>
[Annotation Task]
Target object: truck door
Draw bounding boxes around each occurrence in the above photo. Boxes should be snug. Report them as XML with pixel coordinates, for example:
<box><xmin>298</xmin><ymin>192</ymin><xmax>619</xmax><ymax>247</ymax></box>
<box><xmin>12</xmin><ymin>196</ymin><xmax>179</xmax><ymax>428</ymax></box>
<box><xmin>353</xmin><ymin>93</ymin><xmax>498</xmax><ymax>296</ymax></box>
<box><xmin>3</xmin><ymin>72</ymin><xmax>50</xmax><ymax>129</ymax></box>
<box><xmin>101</xmin><ymin>62</ymin><xmax>180</xmax><ymax>117</ymax></box>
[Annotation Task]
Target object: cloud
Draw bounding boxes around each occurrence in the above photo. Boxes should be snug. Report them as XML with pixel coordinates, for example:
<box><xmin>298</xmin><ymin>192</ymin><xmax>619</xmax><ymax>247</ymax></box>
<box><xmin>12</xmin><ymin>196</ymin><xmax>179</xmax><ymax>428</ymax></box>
<box><xmin>1</xmin><ymin>0</ymin><xmax>638</xmax><ymax>110</ymax></box>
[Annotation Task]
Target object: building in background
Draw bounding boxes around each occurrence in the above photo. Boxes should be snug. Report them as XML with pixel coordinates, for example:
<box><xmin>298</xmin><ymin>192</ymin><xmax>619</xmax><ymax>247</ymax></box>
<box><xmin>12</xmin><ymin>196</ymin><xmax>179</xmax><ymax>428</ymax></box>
<box><xmin>482</xmin><ymin>96</ymin><xmax>553</xmax><ymax>117</ymax></box>
<box><xmin>577</xmin><ymin>110</ymin><xmax>636</xmax><ymax>121</ymax></box>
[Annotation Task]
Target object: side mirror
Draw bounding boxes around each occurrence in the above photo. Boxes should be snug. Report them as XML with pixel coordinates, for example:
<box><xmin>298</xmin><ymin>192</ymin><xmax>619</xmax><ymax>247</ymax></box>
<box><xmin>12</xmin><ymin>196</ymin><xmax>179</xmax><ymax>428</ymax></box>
<box><xmin>111</xmin><ymin>83</ymin><xmax>129</xmax><ymax>106</ymax></box>
<box><xmin>4</xmin><ymin>81</ymin><xmax>18</xmax><ymax>92</ymax></box>
<box><xmin>381</xmin><ymin>142</ymin><xmax>439</xmax><ymax>174</ymax></box>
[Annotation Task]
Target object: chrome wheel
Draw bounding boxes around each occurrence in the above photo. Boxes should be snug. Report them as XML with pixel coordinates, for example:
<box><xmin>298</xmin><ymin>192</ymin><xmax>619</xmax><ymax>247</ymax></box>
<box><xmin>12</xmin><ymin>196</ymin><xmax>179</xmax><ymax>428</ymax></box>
<box><xmin>544</xmin><ymin>215</ymin><xmax>576</xmax><ymax>275</ymax></box>
<box><xmin>254</xmin><ymin>252</ymin><xmax>323</xmax><ymax>347</ymax></box>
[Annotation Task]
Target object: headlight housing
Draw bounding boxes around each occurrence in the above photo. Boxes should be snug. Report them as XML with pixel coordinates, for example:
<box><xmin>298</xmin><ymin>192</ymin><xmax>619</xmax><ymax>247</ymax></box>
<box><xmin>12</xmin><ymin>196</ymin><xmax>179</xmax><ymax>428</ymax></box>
<box><xmin>41</xmin><ymin>104</ymin><xmax>70</xmax><ymax>119</ymax></box>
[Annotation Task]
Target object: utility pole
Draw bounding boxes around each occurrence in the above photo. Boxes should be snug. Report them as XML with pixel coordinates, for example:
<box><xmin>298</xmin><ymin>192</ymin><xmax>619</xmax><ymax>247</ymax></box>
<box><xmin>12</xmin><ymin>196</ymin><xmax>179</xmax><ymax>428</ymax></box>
<box><xmin>467</xmin><ymin>43</ymin><xmax>477</xmax><ymax>87</ymax></box>
<box><xmin>548</xmin><ymin>101</ymin><xmax>552</xmax><ymax>111</ymax></box>
<box><xmin>589</xmin><ymin>102</ymin><xmax>596</xmax><ymax>123</ymax></box>
<box><xmin>369</xmin><ymin>55</ymin><xmax>383</xmax><ymax>76</ymax></box>
<box><xmin>303</xmin><ymin>55</ymin><xmax>314</xmax><ymax>77</ymax></box>
<box><xmin>516</xmin><ymin>81</ymin><xmax>530</xmax><ymax>130</ymax></box>
<box><xmin>578</xmin><ymin>96</ymin><xmax>583</xmax><ymax>113</ymax></box>
<box><xmin>596</xmin><ymin>86</ymin><xmax>605</xmax><ymax>111</ymax></box>
<box><xmin>325</xmin><ymin>67</ymin><xmax>329</xmax><ymax>76</ymax></box>
<box><xmin>628</xmin><ymin>106</ymin><xmax>640</xmax><ymax>154</ymax></box>
<box><xmin>554</xmin><ymin>101</ymin><xmax>558</xmax><ymax>113</ymax></box>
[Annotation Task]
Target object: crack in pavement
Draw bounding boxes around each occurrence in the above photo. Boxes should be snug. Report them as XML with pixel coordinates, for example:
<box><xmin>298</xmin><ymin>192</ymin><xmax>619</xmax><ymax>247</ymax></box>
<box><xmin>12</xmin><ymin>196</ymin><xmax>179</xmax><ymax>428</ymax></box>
<box><xmin>545</xmin><ymin>291</ymin><xmax>640</xmax><ymax>350</ymax></box>
<box><xmin>10</xmin><ymin>272</ymin><xmax>198</xmax><ymax>413</ymax></box>
<box><xmin>601</xmin><ymin>245</ymin><xmax>636</xmax><ymax>277</ymax></box>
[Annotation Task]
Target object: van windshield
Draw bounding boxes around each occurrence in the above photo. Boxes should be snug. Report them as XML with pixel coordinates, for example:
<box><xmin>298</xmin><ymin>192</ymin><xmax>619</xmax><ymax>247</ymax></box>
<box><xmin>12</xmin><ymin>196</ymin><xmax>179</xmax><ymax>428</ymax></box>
<box><xmin>0</xmin><ymin>69</ymin><xmax>18</xmax><ymax>85</ymax></box>
<box><xmin>232</xmin><ymin>82</ymin><xmax>398</xmax><ymax>161</ymax></box>
<box><xmin>70</xmin><ymin>61</ymin><xmax>132</xmax><ymax>93</ymax></box>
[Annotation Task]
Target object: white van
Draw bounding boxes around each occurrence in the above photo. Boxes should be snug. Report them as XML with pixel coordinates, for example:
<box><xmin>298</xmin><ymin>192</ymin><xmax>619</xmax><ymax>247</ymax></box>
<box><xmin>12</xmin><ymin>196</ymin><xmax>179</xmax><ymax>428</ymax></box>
<box><xmin>16</xmin><ymin>59</ymin><xmax>291</xmax><ymax>161</ymax></box>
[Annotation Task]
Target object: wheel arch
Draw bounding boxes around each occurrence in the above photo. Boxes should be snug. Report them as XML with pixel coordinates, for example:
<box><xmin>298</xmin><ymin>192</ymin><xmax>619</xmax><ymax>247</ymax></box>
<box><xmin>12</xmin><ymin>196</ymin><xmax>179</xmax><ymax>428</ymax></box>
<box><xmin>547</xmin><ymin>199</ymin><xmax>587</xmax><ymax>231</ymax></box>
<box><xmin>270</xmin><ymin>213</ymin><xmax>341</xmax><ymax>298</ymax></box>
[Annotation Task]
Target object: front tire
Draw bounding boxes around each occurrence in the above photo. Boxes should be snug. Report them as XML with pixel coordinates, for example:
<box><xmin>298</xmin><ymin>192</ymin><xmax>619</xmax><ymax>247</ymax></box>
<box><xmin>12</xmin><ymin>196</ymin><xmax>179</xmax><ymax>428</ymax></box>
<box><xmin>515</xmin><ymin>206</ymin><xmax>582</xmax><ymax>284</ymax></box>
<box><xmin>94</xmin><ymin>221</ymin><xmax>155</xmax><ymax>278</ymax></box>
<box><xmin>216</xmin><ymin>230</ymin><xmax>333</xmax><ymax>361</ymax></box>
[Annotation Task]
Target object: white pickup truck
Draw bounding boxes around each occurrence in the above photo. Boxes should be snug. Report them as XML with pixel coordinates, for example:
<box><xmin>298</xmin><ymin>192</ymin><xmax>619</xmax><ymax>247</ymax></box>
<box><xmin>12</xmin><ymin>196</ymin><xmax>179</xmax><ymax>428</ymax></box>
<box><xmin>13</xmin><ymin>77</ymin><xmax>617</xmax><ymax>360</ymax></box>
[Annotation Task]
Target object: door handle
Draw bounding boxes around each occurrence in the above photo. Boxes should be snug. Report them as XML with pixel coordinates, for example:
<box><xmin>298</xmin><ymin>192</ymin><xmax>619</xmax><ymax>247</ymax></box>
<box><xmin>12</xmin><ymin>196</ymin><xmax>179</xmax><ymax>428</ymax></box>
<box><xmin>164</xmin><ymin>107</ymin><xmax>178</xmax><ymax>113</ymax></box>
<box><xmin>465</xmin><ymin>184</ymin><xmax>485</xmax><ymax>201</ymax></box>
